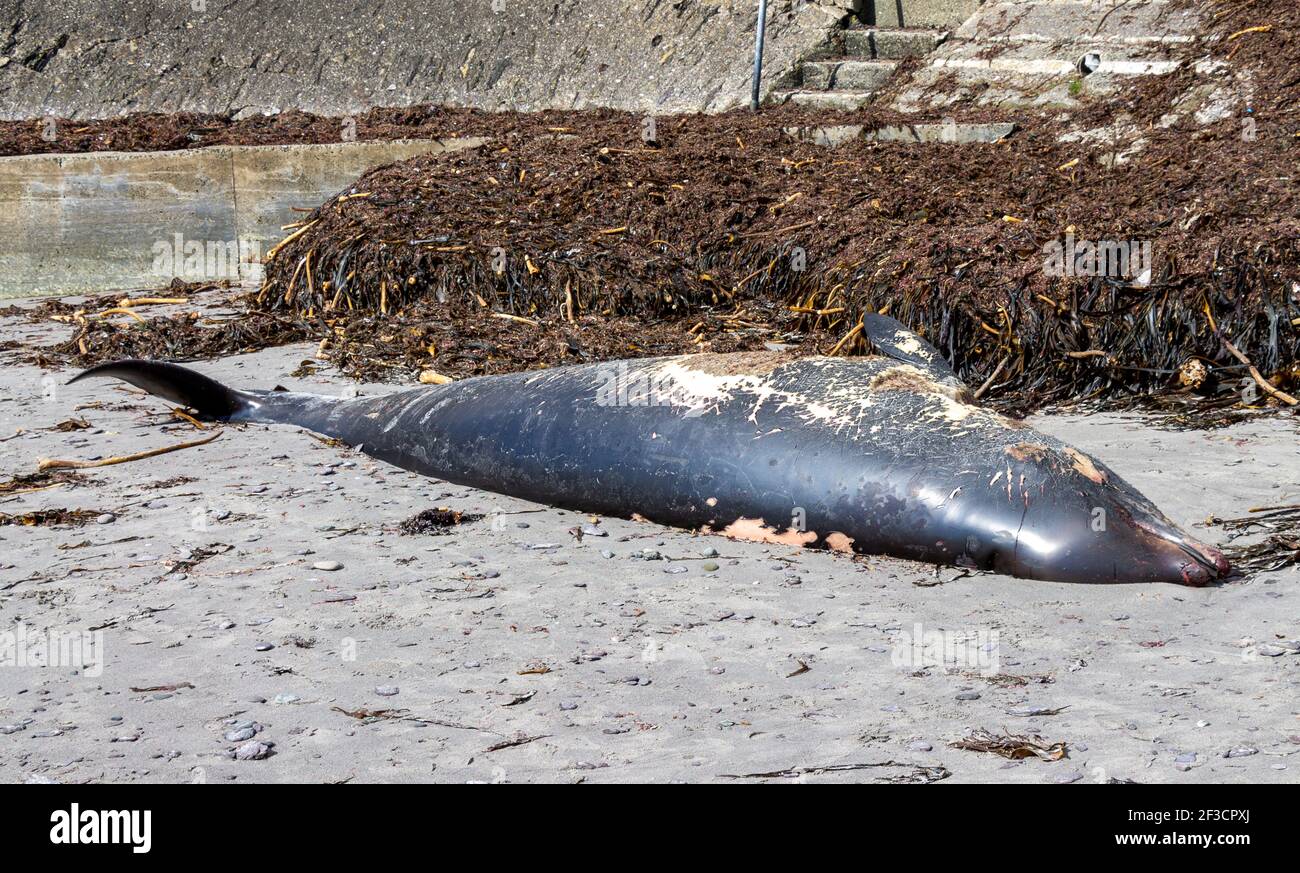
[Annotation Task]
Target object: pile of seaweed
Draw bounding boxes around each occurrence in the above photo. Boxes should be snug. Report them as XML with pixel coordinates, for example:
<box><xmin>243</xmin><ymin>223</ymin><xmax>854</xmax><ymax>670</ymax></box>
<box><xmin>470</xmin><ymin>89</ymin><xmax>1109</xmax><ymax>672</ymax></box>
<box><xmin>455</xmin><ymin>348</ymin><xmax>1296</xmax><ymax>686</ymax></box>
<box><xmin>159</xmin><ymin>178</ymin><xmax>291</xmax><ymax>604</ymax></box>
<box><xmin>241</xmin><ymin>0</ymin><xmax>1299</xmax><ymax>413</ymax></box>
<box><xmin>15</xmin><ymin>283</ymin><xmax>830</xmax><ymax>385</ymax></box>
<box><xmin>7</xmin><ymin>281</ymin><xmax>318</xmax><ymax>369</ymax></box>
<box><xmin>0</xmin><ymin>101</ymin><xmax>932</xmax><ymax>158</ymax></box>
<box><xmin>1213</xmin><ymin>503</ymin><xmax>1300</xmax><ymax>574</ymax></box>
<box><xmin>11</xmin><ymin>0</ymin><xmax>1299</xmax><ymax>420</ymax></box>
<box><xmin>0</xmin><ymin>105</ymin><xmax>519</xmax><ymax>157</ymax></box>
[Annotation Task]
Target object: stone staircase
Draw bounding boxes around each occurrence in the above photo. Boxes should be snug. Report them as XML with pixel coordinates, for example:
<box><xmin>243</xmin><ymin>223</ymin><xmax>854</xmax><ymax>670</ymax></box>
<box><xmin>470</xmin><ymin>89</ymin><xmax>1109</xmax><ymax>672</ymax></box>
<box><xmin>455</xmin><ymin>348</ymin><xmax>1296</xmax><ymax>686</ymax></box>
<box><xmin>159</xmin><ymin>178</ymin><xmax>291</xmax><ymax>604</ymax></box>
<box><xmin>888</xmin><ymin>0</ymin><xmax>1206</xmax><ymax>114</ymax></box>
<box><xmin>772</xmin><ymin>25</ymin><xmax>949</xmax><ymax>111</ymax></box>
<box><xmin>768</xmin><ymin>0</ymin><xmax>1217</xmax><ymax>155</ymax></box>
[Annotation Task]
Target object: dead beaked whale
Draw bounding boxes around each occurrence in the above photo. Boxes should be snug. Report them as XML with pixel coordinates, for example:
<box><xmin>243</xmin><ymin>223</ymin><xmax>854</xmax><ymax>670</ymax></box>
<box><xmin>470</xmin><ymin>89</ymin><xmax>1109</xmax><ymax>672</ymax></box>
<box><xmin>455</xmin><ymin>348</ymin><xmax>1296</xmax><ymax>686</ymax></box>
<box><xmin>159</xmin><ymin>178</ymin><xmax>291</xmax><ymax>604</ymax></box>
<box><xmin>69</xmin><ymin>315</ymin><xmax>1229</xmax><ymax>585</ymax></box>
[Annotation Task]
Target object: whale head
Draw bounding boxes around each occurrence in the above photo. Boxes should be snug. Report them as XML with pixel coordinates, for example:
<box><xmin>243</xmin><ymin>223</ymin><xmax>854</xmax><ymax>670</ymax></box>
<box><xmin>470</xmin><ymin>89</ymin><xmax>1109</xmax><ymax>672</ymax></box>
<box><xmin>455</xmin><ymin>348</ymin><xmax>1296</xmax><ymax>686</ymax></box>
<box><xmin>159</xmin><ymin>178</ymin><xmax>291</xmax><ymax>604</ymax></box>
<box><xmin>964</xmin><ymin>441</ymin><xmax>1231</xmax><ymax>586</ymax></box>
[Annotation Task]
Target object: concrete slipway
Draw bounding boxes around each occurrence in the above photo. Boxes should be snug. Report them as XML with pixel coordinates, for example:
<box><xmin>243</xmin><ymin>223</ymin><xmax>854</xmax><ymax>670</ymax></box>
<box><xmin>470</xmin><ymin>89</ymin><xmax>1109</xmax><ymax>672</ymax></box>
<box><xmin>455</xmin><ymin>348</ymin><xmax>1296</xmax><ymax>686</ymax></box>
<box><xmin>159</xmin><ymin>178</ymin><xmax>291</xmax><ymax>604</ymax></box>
<box><xmin>0</xmin><ymin>137</ymin><xmax>485</xmax><ymax>299</ymax></box>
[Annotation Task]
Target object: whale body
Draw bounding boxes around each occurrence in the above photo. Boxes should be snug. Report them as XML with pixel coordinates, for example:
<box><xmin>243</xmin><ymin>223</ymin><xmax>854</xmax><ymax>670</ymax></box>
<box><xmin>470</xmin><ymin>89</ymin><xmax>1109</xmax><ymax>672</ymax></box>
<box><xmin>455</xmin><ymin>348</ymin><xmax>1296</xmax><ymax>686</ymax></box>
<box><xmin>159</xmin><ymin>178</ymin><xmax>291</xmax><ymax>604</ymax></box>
<box><xmin>69</xmin><ymin>316</ymin><xmax>1229</xmax><ymax>585</ymax></box>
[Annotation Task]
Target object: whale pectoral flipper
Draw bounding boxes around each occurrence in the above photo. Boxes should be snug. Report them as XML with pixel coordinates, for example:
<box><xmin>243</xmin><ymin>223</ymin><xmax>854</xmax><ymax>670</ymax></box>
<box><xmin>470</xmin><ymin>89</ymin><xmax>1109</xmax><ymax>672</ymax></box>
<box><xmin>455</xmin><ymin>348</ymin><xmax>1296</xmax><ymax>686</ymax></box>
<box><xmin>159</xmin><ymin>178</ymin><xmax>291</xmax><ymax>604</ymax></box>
<box><xmin>861</xmin><ymin>313</ymin><xmax>961</xmax><ymax>385</ymax></box>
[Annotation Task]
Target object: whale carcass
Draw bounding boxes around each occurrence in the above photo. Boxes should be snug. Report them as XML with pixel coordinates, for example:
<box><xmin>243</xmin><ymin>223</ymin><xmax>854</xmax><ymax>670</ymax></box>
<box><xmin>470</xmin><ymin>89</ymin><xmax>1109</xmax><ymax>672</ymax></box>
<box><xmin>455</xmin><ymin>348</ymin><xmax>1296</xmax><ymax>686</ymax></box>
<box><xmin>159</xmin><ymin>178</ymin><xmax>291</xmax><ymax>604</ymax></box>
<box><xmin>69</xmin><ymin>315</ymin><xmax>1229</xmax><ymax>585</ymax></box>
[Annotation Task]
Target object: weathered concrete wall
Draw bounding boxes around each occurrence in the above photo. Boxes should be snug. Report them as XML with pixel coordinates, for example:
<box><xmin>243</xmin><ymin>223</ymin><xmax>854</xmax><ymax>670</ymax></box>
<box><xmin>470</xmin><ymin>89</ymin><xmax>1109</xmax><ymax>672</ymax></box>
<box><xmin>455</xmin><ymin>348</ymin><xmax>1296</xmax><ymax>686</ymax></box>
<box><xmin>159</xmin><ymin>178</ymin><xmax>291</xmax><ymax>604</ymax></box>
<box><xmin>0</xmin><ymin>137</ymin><xmax>484</xmax><ymax>298</ymax></box>
<box><xmin>0</xmin><ymin>0</ymin><xmax>854</xmax><ymax>120</ymax></box>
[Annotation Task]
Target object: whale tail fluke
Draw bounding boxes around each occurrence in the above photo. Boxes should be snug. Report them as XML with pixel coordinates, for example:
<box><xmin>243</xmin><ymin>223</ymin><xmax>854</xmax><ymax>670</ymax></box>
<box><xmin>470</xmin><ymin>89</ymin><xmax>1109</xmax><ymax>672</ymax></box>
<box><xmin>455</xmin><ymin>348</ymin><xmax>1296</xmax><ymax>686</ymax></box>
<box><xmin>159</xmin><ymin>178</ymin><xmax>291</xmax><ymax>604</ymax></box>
<box><xmin>69</xmin><ymin>359</ymin><xmax>257</xmax><ymax>420</ymax></box>
<box><xmin>69</xmin><ymin>358</ymin><xmax>354</xmax><ymax>442</ymax></box>
<box><xmin>68</xmin><ymin>359</ymin><xmax>339</xmax><ymax>426</ymax></box>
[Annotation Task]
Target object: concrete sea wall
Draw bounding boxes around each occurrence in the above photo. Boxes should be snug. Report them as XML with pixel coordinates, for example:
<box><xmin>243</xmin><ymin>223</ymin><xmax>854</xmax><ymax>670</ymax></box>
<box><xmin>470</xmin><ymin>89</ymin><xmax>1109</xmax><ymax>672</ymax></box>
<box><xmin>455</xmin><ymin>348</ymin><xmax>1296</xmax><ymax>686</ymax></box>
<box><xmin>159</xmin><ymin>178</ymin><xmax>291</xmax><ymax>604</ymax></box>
<box><xmin>0</xmin><ymin>0</ymin><xmax>855</xmax><ymax>119</ymax></box>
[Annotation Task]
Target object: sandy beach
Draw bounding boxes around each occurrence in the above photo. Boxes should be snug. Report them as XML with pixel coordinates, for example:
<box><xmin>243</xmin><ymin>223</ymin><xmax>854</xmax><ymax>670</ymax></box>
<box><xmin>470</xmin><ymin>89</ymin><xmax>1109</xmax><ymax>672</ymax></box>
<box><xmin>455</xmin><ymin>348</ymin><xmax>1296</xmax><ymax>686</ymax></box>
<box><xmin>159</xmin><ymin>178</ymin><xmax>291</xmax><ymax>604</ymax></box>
<box><xmin>1</xmin><ymin>303</ymin><xmax>1297</xmax><ymax>784</ymax></box>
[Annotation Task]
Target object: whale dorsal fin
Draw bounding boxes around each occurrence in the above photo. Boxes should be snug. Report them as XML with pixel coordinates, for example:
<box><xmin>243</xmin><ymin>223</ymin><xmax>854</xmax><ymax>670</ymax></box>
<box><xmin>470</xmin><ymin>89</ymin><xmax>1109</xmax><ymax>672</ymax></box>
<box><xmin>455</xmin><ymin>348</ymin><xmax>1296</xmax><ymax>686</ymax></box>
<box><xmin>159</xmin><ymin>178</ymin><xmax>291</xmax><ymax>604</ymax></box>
<box><xmin>861</xmin><ymin>314</ymin><xmax>962</xmax><ymax>385</ymax></box>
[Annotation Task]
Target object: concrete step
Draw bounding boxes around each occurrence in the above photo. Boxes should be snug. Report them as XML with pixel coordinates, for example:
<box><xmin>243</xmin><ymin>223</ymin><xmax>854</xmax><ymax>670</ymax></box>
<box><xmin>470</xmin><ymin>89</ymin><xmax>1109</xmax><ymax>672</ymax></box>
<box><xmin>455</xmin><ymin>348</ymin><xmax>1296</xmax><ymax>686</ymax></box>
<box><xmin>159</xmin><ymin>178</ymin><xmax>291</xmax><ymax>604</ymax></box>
<box><xmin>771</xmin><ymin>90</ymin><xmax>878</xmax><ymax>111</ymax></box>
<box><xmin>844</xmin><ymin>28</ymin><xmax>947</xmax><ymax>59</ymax></box>
<box><xmin>873</xmin><ymin>0</ymin><xmax>1206</xmax><ymax>112</ymax></box>
<box><xmin>784</xmin><ymin>121</ymin><xmax>1017</xmax><ymax>146</ymax></box>
<box><xmin>930</xmin><ymin>43</ymin><xmax>1184</xmax><ymax>77</ymax></box>
<box><xmin>890</xmin><ymin>39</ymin><xmax>1192</xmax><ymax>112</ymax></box>
<box><xmin>863</xmin><ymin>121</ymin><xmax>1017</xmax><ymax>143</ymax></box>
<box><xmin>800</xmin><ymin>59</ymin><xmax>897</xmax><ymax>92</ymax></box>
<box><xmin>885</xmin><ymin>0</ymin><xmax>1205</xmax><ymax>112</ymax></box>
<box><xmin>867</xmin><ymin>0</ymin><xmax>983</xmax><ymax>29</ymax></box>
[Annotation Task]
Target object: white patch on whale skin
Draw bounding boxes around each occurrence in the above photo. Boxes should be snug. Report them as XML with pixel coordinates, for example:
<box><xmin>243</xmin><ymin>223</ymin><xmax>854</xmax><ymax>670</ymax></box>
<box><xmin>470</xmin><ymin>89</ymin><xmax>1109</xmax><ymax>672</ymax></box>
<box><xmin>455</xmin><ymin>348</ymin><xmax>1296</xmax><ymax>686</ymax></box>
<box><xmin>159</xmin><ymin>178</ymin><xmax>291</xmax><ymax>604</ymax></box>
<box><xmin>631</xmin><ymin>357</ymin><xmax>1021</xmax><ymax>439</ymax></box>
<box><xmin>383</xmin><ymin>391</ymin><xmax>431</xmax><ymax>433</ymax></box>
<box><xmin>930</xmin><ymin>393</ymin><xmax>976</xmax><ymax>423</ymax></box>
<box><xmin>891</xmin><ymin>329</ymin><xmax>931</xmax><ymax>360</ymax></box>
<box><xmin>648</xmin><ymin>358</ymin><xmax>841</xmax><ymax>426</ymax></box>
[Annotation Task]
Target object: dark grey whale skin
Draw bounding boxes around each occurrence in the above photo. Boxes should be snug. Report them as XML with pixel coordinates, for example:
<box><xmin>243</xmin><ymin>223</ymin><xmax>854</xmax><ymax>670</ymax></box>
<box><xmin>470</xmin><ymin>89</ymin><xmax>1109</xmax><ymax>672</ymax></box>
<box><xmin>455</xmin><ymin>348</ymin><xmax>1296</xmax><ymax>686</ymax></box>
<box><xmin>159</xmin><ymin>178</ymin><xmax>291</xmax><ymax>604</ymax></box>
<box><xmin>69</xmin><ymin>322</ymin><xmax>1229</xmax><ymax>586</ymax></box>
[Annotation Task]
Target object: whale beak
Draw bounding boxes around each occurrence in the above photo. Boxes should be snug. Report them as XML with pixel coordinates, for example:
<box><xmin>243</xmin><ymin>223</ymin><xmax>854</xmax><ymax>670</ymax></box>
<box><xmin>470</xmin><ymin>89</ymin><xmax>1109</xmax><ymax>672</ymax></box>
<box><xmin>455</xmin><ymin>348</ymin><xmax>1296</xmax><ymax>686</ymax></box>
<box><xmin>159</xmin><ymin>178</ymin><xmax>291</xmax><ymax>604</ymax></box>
<box><xmin>1169</xmin><ymin>537</ymin><xmax>1232</xmax><ymax>586</ymax></box>
<box><xmin>991</xmin><ymin>482</ymin><xmax>1234</xmax><ymax>586</ymax></box>
<box><xmin>1137</xmin><ymin>516</ymin><xmax>1231</xmax><ymax>586</ymax></box>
